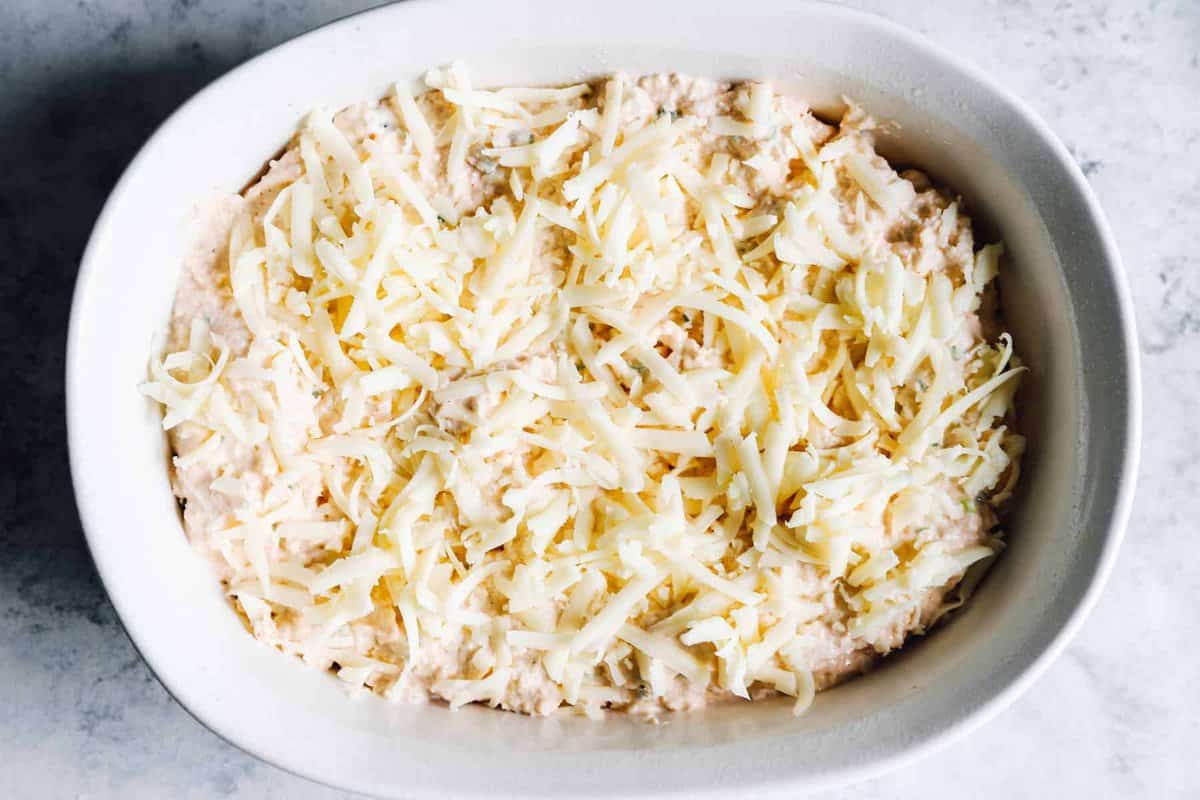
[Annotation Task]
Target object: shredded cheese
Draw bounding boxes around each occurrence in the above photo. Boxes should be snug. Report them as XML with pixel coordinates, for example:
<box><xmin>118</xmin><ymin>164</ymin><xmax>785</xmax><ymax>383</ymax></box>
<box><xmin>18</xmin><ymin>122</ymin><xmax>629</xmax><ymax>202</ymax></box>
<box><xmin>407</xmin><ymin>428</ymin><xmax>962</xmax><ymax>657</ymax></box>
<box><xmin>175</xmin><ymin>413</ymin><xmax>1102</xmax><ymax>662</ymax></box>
<box><xmin>144</xmin><ymin>68</ymin><xmax>1024</xmax><ymax>720</ymax></box>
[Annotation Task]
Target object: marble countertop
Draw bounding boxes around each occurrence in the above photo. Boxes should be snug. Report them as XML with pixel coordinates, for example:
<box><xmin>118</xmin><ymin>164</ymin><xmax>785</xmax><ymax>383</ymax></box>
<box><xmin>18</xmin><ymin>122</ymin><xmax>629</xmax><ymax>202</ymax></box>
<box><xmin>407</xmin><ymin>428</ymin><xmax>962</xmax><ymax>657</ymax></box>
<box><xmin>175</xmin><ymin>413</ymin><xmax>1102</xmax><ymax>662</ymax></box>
<box><xmin>1</xmin><ymin>0</ymin><xmax>1194</xmax><ymax>797</ymax></box>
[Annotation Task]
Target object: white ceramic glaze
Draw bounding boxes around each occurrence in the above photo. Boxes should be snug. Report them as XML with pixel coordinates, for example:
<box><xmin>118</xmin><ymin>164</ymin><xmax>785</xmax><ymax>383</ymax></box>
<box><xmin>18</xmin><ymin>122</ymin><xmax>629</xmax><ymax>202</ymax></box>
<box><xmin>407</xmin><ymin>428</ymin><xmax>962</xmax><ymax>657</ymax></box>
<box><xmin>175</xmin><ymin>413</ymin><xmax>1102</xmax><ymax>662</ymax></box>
<box><xmin>66</xmin><ymin>1</ymin><xmax>1140</xmax><ymax>796</ymax></box>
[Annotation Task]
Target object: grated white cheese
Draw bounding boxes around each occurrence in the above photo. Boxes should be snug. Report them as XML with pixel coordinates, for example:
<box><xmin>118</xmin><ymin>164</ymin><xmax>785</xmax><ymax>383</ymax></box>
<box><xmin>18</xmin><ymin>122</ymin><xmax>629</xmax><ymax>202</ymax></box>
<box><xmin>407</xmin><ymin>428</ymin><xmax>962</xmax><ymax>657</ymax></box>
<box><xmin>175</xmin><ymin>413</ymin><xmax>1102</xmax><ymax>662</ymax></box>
<box><xmin>145</xmin><ymin>68</ymin><xmax>1024</xmax><ymax>719</ymax></box>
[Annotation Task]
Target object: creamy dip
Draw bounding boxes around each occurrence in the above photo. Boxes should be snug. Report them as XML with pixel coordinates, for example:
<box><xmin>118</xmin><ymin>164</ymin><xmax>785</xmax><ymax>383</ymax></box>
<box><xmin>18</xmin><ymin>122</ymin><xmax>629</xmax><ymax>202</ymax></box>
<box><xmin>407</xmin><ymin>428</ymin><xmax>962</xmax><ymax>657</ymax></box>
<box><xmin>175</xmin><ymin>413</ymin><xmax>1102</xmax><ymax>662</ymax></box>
<box><xmin>143</xmin><ymin>68</ymin><xmax>1024</xmax><ymax>718</ymax></box>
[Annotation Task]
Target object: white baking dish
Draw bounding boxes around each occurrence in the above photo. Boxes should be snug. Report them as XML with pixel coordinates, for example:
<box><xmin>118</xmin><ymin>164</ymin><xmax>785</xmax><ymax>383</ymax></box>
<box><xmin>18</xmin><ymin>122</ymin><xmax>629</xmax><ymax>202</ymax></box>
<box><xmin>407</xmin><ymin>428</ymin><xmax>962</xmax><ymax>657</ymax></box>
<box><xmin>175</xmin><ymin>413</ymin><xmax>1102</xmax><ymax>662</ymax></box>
<box><xmin>66</xmin><ymin>1</ymin><xmax>1140</xmax><ymax>795</ymax></box>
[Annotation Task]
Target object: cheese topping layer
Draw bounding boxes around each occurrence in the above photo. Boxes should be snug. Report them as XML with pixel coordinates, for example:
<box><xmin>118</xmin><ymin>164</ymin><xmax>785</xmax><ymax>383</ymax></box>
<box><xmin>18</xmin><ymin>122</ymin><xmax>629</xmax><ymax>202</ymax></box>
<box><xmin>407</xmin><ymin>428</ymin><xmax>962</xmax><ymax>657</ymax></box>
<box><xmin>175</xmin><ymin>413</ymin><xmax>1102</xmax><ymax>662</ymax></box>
<box><xmin>143</xmin><ymin>68</ymin><xmax>1025</xmax><ymax>717</ymax></box>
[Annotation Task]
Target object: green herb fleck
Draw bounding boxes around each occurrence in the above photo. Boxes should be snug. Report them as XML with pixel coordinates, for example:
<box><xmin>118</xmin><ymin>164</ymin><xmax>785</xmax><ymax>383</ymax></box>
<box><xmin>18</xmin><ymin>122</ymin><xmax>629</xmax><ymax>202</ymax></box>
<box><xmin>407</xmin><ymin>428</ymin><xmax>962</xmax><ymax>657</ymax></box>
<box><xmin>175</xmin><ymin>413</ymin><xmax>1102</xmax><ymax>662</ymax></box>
<box><xmin>961</xmin><ymin>497</ymin><xmax>976</xmax><ymax>513</ymax></box>
<box><xmin>436</xmin><ymin>215</ymin><xmax>448</xmax><ymax>225</ymax></box>
<box><xmin>635</xmin><ymin>682</ymin><xmax>650</xmax><ymax>699</ymax></box>
<box><xmin>950</xmin><ymin>345</ymin><xmax>961</xmax><ymax>360</ymax></box>
<box><xmin>656</xmin><ymin>106</ymin><xmax>680</xmax><ymax>122</ymax></box>
<box><xmin>631</xmin><ymin>360</ymin><xmax>649</xmax><ymax>375</ymax></box>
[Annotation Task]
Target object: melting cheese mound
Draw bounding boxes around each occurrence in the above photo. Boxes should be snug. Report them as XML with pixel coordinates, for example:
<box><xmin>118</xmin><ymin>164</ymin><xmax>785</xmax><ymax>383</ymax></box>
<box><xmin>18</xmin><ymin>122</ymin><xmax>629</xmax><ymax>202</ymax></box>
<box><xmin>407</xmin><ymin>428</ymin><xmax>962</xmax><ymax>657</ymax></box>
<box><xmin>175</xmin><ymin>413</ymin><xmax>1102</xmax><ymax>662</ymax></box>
<box><xmin>142</xmin><ymin>67</ymin><xmax>1025</xmax><ymax>718</ymax></box>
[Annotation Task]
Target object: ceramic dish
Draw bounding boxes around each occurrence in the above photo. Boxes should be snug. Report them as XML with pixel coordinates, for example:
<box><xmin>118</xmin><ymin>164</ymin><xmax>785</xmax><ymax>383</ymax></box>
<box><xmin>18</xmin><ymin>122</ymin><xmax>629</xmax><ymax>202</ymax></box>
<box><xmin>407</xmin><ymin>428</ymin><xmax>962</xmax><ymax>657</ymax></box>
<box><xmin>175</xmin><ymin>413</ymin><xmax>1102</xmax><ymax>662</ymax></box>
<box><xmin>66</xmin><ymin>1</ymin><xmax>1140</xmax><ymax>796</ymax></box>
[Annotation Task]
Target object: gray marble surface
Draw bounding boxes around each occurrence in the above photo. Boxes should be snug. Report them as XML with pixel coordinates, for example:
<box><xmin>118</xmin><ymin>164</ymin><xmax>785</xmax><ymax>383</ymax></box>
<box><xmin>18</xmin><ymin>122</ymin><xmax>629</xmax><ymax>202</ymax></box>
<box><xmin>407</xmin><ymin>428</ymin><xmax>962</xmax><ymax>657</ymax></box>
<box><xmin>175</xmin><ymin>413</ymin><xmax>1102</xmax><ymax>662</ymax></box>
<box><xmin>0</xmin><ymin>0</ymin><xmax>1194</xmax><ymax>797</ymax></box>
